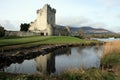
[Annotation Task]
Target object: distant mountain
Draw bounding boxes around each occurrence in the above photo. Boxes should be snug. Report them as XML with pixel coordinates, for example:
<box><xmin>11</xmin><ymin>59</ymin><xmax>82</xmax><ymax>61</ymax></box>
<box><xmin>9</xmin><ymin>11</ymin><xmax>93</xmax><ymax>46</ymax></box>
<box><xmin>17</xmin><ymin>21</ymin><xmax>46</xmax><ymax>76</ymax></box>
<box><xmin>79</xmin><ymin>26</ymin><xmax>95</xmax><ymax>30</ymax></box>
<box><xmin>70</xmin><ymin>26</ymin><xmax>114</xmax><ymax>34</ymax></box>
<box><xmin>70</xmin><ymin>27</ymin><xmax>79</xmax><ymax>33</ymax></box>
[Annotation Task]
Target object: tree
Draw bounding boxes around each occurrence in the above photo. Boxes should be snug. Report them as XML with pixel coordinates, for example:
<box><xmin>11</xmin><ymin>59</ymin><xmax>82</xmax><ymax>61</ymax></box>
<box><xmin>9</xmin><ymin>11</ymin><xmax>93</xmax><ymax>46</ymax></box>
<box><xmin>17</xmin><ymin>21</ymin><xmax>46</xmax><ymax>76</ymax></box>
<box><xmin>77</xmin><ymin>29</ymin><xmax>85</xmax><ymax>39</ymax></box>
<box><xmin>0</xmin><ymin>25</ymin><xmax>5</xmax><ymax>37</ymax></box>
<box><xmin>20</xmin><ymin>23</ymin><xmax>30</xmax><ymax>31</ymax></box>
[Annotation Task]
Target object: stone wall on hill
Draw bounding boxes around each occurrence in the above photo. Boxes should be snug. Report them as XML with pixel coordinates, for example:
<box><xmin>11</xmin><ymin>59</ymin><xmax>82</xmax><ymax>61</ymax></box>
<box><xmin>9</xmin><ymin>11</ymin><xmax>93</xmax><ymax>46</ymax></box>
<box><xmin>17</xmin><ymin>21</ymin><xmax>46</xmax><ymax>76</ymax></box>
<box><xmin>5</xmin><ymin>31</ymin><xmax>40</xmax><ymax>37</ymax></box>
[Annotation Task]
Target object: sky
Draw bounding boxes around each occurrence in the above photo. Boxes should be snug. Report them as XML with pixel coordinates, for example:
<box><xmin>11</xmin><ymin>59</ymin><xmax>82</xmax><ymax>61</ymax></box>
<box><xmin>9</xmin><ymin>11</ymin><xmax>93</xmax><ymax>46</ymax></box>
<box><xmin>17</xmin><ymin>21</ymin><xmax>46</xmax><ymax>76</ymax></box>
<box><xmin>0</xmin><ymin>0</ymin><xmax>120</xmax><ymax>32</ymax></box>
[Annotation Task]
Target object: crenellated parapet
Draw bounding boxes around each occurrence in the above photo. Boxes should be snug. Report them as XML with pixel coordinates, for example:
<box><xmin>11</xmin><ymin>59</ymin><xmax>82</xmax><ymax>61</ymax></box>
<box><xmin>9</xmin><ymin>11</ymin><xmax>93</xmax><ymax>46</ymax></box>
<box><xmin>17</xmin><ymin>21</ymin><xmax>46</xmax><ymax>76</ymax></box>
<box><xmin>44</xmin><ymin>4</ymin><xmax>56</xmax><ymax>13</ymax></box>
<box><xmin>36</xmin><ymin>4</ymin><xmax>56</xmax><ymax>15</ymax></box>
<box><xmin>36</xmin><ymin>9</ymin><xmax>42</xmax><ymax>14</ymax></box>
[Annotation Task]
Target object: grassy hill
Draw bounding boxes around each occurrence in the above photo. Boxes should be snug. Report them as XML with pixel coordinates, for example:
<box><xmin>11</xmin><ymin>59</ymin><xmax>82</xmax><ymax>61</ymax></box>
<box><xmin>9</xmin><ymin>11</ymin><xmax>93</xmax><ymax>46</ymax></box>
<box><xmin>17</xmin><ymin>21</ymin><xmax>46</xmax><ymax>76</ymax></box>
<box><xmin>70</xmin><ymin>26</ymin><xmax>113</xmax><ymax>34</ymax></box>
<box><xmin>0</xmin><ymin>36</ymin><xmax>100</xmax><ymax>52</ymax></box>
<box><xmin>0</xmin><ymin>36</ymin><xmax>99</xmax><ymax>47</ymax></box>
<box><xmin>0</xmin><ymin>36</ymin><xmax>83</xmax><ymax>46</ymax></box>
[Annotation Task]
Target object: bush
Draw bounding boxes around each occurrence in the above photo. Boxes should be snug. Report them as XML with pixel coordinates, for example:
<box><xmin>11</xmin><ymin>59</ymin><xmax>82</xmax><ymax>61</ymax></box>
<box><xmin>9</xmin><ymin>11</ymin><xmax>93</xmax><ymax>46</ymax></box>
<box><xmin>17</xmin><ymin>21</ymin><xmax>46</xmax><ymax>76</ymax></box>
<box><xmin>0</xmin><ymin>25</ymin><xmax>5</xmax><ymax>37</ymax></box>
<box><xmin>20</xmin><ymin>23</ymin><xmax>30</xmax><ymax>31</ymax></box>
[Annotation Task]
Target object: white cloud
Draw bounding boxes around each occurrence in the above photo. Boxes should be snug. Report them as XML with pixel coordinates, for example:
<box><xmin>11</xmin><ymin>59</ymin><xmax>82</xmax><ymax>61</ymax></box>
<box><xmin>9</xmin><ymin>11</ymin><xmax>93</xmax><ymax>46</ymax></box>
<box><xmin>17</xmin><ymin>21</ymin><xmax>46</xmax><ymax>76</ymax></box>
<box><xmin>116</xmin><ymin>14</ymin><xmax>120</xmax><ymax>19</ymax></box>
<box><xmin>89</xmin><ymin>23</ymin><xmax>107</xmax><ymax>29</ymax></box>
<box><xmin>108</xmin><ymin>26</ymin><xmax>120</xmax><ymax>32</ymax></box>
<box><xmin>57</xmin><ymin>16</ymin><xmax>107</xmax><ymax>28</ymax></box>
<box><xmin>0</xmin><ymin>19</ymin><xmax>20</xmax><ymax>31</ymax></box>
<box><xmin>97</xmin><ymin>0</ymin><xmax>120</xmax><ymax>7</ymax></box>
<box><xmin>56</xmin><ymin>16</ymin><xmax>92</xmax><ymax>27</ymax></box>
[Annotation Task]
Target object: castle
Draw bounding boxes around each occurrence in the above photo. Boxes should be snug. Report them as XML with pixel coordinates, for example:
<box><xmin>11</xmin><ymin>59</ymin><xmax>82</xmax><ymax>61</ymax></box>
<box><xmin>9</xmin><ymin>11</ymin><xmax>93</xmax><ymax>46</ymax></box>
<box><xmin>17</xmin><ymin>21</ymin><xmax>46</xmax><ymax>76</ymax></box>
<box><xmin>29</xmin><ymin>4</ymin><xmax>70</xmax><ymax>36</ymax></box>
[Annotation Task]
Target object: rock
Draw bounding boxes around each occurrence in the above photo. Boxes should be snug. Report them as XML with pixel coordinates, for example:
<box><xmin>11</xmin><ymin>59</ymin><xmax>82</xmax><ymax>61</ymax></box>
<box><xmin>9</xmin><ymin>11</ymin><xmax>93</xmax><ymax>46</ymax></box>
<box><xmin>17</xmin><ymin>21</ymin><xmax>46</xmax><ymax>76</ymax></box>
<box><xmin>15</xmin><ymin>51</ymin><xmax>24</xmax><ymax>56</ymax></box>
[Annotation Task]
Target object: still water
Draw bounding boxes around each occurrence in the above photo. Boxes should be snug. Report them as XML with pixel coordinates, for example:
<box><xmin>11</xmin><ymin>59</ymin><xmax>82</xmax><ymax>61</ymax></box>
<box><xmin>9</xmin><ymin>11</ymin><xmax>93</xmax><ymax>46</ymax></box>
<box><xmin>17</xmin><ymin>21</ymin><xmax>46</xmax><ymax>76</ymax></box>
<box><xmin>91</xmin><ymin>38</ymin><xmax>120</xmax><ymax>42</ymax></box>
<box><xmin>0</xmin><ymin>46</ymin><xmax>103</xmax><ymax>75</ymax></box>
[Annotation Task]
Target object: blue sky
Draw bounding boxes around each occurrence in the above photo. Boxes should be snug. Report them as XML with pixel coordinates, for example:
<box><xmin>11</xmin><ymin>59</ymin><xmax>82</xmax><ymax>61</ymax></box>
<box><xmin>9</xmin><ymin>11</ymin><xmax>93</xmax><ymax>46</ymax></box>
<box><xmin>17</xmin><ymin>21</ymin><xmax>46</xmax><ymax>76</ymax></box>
<box><xmin>0</xmin><ymin>0</ymin><xmax>120</xmax><ymax>32</ymax></box>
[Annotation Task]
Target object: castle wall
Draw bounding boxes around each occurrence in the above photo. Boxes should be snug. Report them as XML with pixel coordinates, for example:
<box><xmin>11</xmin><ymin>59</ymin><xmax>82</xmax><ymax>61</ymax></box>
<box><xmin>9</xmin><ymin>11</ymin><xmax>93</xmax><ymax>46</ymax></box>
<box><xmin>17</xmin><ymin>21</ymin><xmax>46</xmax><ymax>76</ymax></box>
<box><xmin>53</xmin><ymin>25</ymin><xmax>70</xmax><ymax>36</ymax></box>
<box><xmin>5</xmin><ymin>31</ymin><xmax>40</xmax><ymax>37</ymax></box>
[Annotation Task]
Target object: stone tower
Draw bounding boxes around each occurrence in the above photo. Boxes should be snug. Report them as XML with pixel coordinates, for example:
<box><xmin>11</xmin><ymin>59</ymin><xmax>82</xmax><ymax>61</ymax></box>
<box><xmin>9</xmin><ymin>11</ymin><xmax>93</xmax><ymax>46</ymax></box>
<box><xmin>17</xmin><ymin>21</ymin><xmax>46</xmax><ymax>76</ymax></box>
<box><xmin>29</xmin><ymin>4</ymin><xmax>56</xmax><ymax>36</ymax></box>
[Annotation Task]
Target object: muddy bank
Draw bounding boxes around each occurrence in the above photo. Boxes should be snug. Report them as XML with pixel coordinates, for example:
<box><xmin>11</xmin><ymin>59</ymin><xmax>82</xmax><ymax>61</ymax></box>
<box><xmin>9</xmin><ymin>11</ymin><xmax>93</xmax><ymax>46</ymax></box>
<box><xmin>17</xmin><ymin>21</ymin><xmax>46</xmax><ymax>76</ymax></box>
<box><xmin>0</xmin><ymin>42</ymin><xmax>103</xmax><ymax>53</ymax></box>
<box><xmin>0</xmin><ymin>42</ymin><xmax>103</xmax><ymax>58</ymax></box>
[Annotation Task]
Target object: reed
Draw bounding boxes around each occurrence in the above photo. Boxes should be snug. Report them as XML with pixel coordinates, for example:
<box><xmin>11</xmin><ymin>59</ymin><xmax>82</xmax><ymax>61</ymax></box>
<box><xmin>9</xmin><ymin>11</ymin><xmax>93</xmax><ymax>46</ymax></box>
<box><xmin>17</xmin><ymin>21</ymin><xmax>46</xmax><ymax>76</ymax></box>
<box><xmin>103</xmin><ymin>40</ymin><xmax>120</xmax><ymax>56</ymax></box>
<box><xmin>101</xmin><ymin>41</ymin><xmax>120</xmax><ymax>76</ymax></box>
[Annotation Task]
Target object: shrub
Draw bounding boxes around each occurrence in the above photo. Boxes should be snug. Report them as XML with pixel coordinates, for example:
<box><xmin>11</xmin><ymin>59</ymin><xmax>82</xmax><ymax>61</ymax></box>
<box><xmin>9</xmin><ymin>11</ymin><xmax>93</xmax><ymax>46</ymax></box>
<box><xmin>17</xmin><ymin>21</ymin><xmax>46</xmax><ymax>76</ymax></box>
<box><xmin>0</xmin><ymin>25</ymin><xmax>5</xmax><ymax>37</ymax></box>
<box><xmin>20</xmin><ymin>23</ymin><xmax>30</xmax><ymax>31</ymax></box>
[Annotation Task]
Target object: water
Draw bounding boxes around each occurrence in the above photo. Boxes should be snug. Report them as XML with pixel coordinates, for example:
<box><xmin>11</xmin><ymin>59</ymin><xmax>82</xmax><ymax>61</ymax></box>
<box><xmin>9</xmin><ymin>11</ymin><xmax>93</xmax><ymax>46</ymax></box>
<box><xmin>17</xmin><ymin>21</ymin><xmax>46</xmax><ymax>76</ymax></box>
<box><xmin>0</xmin><ymin>46</ymin><xmax>103</xmax><ymax>75</ymax></box>
<box><xmin>91</xmin><ymin>38</ymin><xmax>120</xmax><ymax>42</ymax></box>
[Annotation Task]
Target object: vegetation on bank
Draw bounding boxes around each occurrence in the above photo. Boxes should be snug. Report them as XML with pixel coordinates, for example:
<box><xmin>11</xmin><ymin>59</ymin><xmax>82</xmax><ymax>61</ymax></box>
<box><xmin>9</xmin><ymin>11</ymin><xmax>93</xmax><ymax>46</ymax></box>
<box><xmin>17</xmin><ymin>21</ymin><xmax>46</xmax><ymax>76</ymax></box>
<box><xmin>101</xmin><ymin>52</ymin><xmax>120</xmax><ymax>65</ymax></box>
<box><xmin>101</xmin><ymin>41</ymin><xmax>120</xmax><ymax>77</ymax></box>
<box><xmin>0</xmin><ymin>36</ymin><xmax>99</xmax><ymax>46</ymax></box>
<box><xmin>83</xmin><ymin>33</ymin><xmax>120</xmax><ymax>38</ymax></box>
<box><xmin>100</xmin><ymin>52</ymin><xmax>120</xmax><ymax>80</ymax></box>
<box><xmin>0</xmin><ymin>68</ymin><xmax>119</xmax><ymax>80</ymax></box>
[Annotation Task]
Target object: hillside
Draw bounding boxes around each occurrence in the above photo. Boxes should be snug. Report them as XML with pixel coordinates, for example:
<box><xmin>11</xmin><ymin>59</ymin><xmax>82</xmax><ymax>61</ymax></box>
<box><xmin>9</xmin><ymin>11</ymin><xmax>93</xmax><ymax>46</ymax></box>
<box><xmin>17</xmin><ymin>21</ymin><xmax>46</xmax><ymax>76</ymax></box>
<box><xmin>70</xmin><ymin>26</ymin><xmax>113</xmax><ymax>34</ymax></box>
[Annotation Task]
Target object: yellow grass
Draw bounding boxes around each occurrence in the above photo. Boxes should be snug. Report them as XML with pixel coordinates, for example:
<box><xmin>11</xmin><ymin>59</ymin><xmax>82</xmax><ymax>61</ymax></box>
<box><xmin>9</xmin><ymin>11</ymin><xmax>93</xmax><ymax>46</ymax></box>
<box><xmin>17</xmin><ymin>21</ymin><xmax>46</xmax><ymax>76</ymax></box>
<box><xmin>102</xmin><ymin>41</ymin><xmax>120</xmax><ymax>76</ymax></box>
<box><xmin>103</xmin><ymin>40</ymin><xmax>120</xmax><ymax>56</ymax></box>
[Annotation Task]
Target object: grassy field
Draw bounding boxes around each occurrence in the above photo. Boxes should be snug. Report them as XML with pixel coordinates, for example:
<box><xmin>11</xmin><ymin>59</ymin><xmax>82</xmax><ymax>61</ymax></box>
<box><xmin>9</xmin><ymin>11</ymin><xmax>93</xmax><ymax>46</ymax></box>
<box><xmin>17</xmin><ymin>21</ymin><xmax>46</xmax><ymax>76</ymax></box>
<box><xmin>0</xmin><ymin>36</ymin><xmax>98</xmax><ymax>47</ymax></box>
<box><xmin>0</xmin><ymin>36</ymin><xmax>50</xmax><ymax>46</ymax></box>
<box><xmin>0</xmin><ymin>36</ymin><xmax>85</xmax><ymax>46</ymax></box>
<box><xmin>0</xmin><ymin>36</ymin><xmax>100</xmax><ymax>51</ymax></box>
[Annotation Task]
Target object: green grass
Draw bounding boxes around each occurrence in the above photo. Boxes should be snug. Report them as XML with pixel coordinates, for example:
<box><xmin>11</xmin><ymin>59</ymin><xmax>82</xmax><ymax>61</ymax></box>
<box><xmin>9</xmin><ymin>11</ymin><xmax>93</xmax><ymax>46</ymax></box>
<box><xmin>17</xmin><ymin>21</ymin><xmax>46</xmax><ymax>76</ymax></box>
<box><xmin>0</xmin><ymin>68</ymin><xmax>119</xmax><ymax>80</ymax></box>
<box><xmin>101</xmin><ymin>53</ymin><xmax>120</xmax><ymax>78</ymax></box>
<box><xmin>38</xmin><ymin>36</ymin><xmax>85</xmax><ymax>44</ymax></box>
<box><xmin>0</xmin><ymin>36</ymin><xmax>49</xmax><ymax>46</ymax></box>
<box><xmin>0</xmin><ymin>72</ymin><xmax>44</xmax><ymax>80</ymax></box>
<box><xmin>0</xmin><ymin>36</ymin><xmax>97</xmax><ymax>46</ymax></box>
<box><xmin>0</xmin><ymin>36</ymin><xmax>101</xmax><ymax>51</ymax></box>
<box><xmin>61</xmin><ymin>68</ymin><xmax>118</xmax><ymax>80</ymax></box>
<box><xmin>101</xmin><ymin>53</ymin><xmax>120</xmax><ymax>65</ymax></box>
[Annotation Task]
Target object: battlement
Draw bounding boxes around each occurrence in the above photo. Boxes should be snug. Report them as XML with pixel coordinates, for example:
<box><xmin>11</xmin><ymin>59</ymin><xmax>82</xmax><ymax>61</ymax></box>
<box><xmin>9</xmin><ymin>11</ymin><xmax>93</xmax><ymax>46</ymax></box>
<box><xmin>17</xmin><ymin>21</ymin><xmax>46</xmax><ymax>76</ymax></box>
<box><xmin>36</xmin><ymin>4</ymin><xmax>56</xmax><ymax>14</ymax></box>
<box><xmin>44</xmin><ymin>4</ymin><xmax>56</xmax><ymax>13</ymax></box>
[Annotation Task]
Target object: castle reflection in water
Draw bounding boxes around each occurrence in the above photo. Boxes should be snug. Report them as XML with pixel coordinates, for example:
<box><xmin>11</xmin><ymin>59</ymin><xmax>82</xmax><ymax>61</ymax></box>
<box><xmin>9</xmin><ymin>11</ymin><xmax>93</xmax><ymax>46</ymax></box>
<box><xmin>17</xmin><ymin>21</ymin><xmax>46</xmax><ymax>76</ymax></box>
<box><xmin>35</xmin><ymin>47</ymin><xmax>71</xmax><ymax>75</ymax></box>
